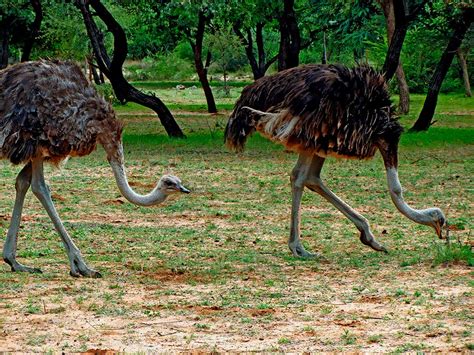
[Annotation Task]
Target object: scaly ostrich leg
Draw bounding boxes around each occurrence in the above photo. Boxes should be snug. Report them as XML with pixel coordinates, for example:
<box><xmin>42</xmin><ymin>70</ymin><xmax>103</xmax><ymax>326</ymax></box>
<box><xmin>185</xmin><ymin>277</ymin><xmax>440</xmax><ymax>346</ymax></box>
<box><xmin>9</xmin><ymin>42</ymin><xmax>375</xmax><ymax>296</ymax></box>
<box><xmin>2</xmin><ymin>163</ymin><xmax>42</xmax><ymax>273</ymax></box>
<box><xmin>304</xmin><ymin>155</ymin><xmax>387</xmax><ymax>252</ymax></box>
<box><xmin>30</xmin><ymin>158</ymin><xmax>101</xmax><ymax>278</ymax></box>
<box><xmin>289</xmin><ymin>154</ymin><xmax>317</xmax><ymax>258</ymax></box>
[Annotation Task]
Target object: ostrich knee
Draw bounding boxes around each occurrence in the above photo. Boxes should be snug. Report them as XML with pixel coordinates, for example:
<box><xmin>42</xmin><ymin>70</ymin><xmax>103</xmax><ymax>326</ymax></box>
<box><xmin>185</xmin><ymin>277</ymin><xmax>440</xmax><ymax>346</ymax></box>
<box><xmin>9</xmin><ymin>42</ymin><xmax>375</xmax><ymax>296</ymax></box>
<box><xmin>290</xmin><ymin>167</ymin><xmax>306</xmax><ymax>188</ymax></box>
<box><xmin>31</xmin><ymin>179</ymin><xmax>50</xmax><ymax>201</ymax></box>
<box><xmin>15</xmin><ymin>171</ymin><xmax>31</xmax><ymax>194</ymax></box>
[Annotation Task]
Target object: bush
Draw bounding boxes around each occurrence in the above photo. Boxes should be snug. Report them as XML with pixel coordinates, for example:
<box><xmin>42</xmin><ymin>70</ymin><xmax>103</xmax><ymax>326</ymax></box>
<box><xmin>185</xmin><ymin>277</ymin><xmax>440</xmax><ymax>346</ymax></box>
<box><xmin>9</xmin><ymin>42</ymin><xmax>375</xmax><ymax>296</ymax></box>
<box><xmin>94</xmin><ymin>83</ymin><xmax>120</xmax><ymax>105</ymax></box>
<box><xmin>124</xmin><ymin>53</ymin><xmax>195</xmax><ymax>81</ymax></box>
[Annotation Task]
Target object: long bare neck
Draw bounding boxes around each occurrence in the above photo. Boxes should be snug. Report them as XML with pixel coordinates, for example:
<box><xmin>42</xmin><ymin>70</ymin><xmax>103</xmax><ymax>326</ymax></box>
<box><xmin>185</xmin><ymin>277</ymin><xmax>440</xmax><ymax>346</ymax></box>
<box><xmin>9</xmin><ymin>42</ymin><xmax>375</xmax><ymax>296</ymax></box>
<box><xmin>106</xmin><ymin>142</ymin><xmax>167</xmax><ymax>207</ymax></box>
<box><xmin>385</xmin><ymin>167</ymin><xmax>433</xmax><ymax>225</ymax></box>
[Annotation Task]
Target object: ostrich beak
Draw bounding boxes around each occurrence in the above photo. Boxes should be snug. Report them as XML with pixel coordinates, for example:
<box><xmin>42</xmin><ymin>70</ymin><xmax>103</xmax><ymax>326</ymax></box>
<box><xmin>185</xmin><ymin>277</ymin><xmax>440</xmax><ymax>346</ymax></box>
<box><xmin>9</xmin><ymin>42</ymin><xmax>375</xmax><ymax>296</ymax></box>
<box><xmin>433</xmin><ymin>218</ymin><xmax>447</xmax><ymax>240</ymax></box>
<box><xmin>434</xmin><ymin>222</ymin><xmax>442</xmax><ymax>239</ymax></box>
<box><xmin>179</xmin><ymin>185</ymin><xmax>191</xmax><ymax>194</ymax></box>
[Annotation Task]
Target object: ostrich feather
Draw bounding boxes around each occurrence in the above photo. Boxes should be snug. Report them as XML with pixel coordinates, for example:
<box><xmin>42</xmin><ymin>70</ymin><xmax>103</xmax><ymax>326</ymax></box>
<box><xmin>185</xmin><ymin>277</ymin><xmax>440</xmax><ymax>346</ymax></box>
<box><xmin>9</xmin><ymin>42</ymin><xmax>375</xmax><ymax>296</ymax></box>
<box><xmin>0</xmin><ymin>60</ymin><xmax>122</xmax><ymax>165</ymax></box>
<box><xmin>225</xmin><ymin>64</ymin><xmax>403</xmax><ymax>159</ymax></box>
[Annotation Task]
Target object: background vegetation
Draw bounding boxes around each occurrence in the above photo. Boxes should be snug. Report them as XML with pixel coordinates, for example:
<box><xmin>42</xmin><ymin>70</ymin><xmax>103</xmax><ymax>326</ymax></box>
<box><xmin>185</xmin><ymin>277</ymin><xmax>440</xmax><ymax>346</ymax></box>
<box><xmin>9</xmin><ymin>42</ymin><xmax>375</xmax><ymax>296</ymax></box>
<box><xmin>1</xmin><ymin>0</ymin><xmax>472</xmax><ymax>94</ymax></box>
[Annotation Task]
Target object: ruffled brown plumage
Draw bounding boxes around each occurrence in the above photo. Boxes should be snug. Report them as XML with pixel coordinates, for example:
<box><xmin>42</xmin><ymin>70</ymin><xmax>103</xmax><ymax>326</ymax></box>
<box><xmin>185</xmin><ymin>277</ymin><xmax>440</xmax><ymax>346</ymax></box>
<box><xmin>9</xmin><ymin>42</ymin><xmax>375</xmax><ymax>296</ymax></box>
<box><xmin>0</xmin><ymin>60</ymin><xmax>122</xmax><ymax>165</ymax></box>
<box><xmin>225</xmin><ymin>64</ymin><xmax>403</xmax><ymax>159</ymax></box>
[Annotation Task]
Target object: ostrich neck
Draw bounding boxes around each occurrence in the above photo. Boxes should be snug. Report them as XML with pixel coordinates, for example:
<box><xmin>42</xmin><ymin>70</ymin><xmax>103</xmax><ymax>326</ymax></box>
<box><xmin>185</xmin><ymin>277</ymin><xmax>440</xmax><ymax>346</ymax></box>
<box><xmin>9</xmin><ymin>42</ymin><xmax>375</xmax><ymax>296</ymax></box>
<box><xmin>107</xmin><ymin>144</ymin><xmax>167</xmax><ymax>207</ymax></box>
<box><xmin>386</xmin><ymin>168</ymin><xmax>432</xmax><ymax>225</ymax></box>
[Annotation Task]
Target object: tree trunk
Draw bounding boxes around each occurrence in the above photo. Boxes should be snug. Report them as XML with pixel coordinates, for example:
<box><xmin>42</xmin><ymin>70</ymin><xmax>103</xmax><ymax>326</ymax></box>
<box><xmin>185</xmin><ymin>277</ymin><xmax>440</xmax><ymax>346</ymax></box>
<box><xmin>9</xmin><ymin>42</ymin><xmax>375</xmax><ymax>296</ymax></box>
<box><xmin>21</xmin><ymin>0</ymin><xmax>43</xmax><ymax>62</ymax></box>
<box><xmin>76</xmin><ymin>0</ymin><xmax>184</xmax><ymax>138</ymax></box>
<box><xmin>456</xmin><ymin>47</ymin><xmax>472</xmax><ymax>97</ymax></box>
<box><xmin>234</xmin><ymin>23</ymin><xmax>277</xmax><ymax>80</ymax></box>
<box><xmin>321</xmin><ymin>31</ymin><xmax>327</xmax><ymax>64</ymax></box>
<box><xmin>379</xmin><ymin>0</ymin><xmax>410</xmax><ymax>114</ymax></box>
<box><xmin>396</xmin><ymin>64</ymin><xmax>410</xmax><ymax>114</ymax></box>
<box><xmin>382</xmin><ymin>0</ymin><xmax>408</xmax><ymax>81</ymax></box>
<box><xmin>234</xmin><ymin>26</ymin><xmax>259</xmax><ymax>79</ymax></box>
<box><xmin>278</xmin><ymin>0</ymin><xmax>301</xmax><ymax>71</ymax></box>
<box><xmin>411</xmin><ymin>8</ymin><xmax>473</xmax><ymax>131</ymax></box>
<box><xmin>191</xmin><ymin>10</ymin><xmax>217</xmax><ymax>113</ymax></box>
<box><xmin>0</xmin><ymin>25</ymin><xmax>9</xmax><ymax>69</ymax></box>
<box><xmin>87</xmin><ymin>54</ymin><xmax>102</xmax><ymax>85</ymax></box>
<box><xmin>382</xmin><ymin>0</ymin><xmax>428</xmax><ymax>81</ymax></box>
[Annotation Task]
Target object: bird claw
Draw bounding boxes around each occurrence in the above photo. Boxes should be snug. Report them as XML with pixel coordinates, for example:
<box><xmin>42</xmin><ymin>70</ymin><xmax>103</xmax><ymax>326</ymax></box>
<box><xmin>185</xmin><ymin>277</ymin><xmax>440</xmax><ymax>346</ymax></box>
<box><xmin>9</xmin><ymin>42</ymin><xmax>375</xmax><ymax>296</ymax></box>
<box><xmin>69</xmin><ymin>255</ymin><xmax>102</xmax><ymax>278</ymax></box>
<box><xmin>12</xmin><ymin>265</ymin><xmax>43</xmax><ymax>274</ymax></box>
<box><xmin>289</xmin><ymin>243</ymin><xmax>325</xmax><ymax>260</ymax></box>
<box><xmin>360</xmin><ymin>231</ymin><xmax>388</xmax><ymax>253</ymax></box>
<box><xmin>4</xmin><ymin>258</ymin><xmax>43</xmax><ymax>274</ymax></box>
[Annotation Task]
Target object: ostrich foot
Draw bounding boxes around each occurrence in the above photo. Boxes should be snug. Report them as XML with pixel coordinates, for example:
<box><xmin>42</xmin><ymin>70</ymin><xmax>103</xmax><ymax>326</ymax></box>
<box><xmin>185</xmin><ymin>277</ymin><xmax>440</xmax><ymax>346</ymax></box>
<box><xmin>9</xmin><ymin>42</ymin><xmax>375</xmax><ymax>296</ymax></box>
<box><xmin>69</xmin><ymin>254</ymin><xmax>102</xmax><ymax>278</ymax></box>
<box><xmin>289</xmin><ymin>241</ymin><xmax>322</xmax><ymax>259</ymax></box>
<box><xmin>360</xmin><ymin>231</ymin><xmax>388</xmax><ymax>253</ymax></box>
<box><xmin>4</xmin><ymin>258</ymin><xmax>42</xmax><ymax>274</ymax></box>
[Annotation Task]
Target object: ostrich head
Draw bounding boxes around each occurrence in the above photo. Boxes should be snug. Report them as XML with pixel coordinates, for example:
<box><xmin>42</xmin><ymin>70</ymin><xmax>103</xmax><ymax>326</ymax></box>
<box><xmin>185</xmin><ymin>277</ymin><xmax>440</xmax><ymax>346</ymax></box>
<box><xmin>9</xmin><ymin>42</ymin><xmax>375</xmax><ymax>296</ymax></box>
<box><xmin>158</xmin><ymin>175</ymin><xmax>190</xmax><ymax>195</ymax></box>
<box><xmin>423</xmin><ymin>207</ymin><xmax>446</xmax><ymax>239</ymax></box>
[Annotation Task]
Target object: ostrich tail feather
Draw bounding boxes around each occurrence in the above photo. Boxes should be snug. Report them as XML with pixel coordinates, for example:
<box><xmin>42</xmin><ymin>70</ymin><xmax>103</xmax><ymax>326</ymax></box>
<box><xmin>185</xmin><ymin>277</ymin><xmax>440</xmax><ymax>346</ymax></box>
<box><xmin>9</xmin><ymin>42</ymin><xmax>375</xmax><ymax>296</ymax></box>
<box><xmin>224</xmin><ymin>105</ymin><xmax>260</xmax><ymax>152</ymax></box>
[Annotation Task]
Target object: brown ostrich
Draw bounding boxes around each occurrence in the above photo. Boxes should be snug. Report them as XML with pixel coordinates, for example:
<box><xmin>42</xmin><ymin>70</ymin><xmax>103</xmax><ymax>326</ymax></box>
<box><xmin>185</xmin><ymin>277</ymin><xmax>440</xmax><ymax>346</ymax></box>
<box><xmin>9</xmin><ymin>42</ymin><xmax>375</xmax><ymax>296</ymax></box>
<box><xmin>0</xmin><ymin>60</ymin><xmax>190</xmax><ymax>277</ymax></box>
<box><xmin>225</xmin><ymin>64</ymin><xmax>446</xmax><ymax>258</ymax></box>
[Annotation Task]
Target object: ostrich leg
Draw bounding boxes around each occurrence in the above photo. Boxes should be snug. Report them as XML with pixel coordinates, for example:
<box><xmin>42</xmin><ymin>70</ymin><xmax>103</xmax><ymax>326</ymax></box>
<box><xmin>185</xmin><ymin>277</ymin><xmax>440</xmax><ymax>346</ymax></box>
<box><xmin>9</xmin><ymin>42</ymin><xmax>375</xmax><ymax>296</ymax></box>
<box><xmin>30</xmin><ymin>158</ymin><xmax>101</xmax><ymax>278</ymax></box>
<box><xmin>289</xmin><ymin>153</ymin><xmax>320</xmax><ymax>258</ymax></box>
<box><xmin>3</xmin><ymin>163</ymin><xmax>42</xmax><ymax>273</ymax></box>
<box><xmin>304</xmin><ymin>155</ymin><xmax>387</xmax><ymax>252</ymax></box>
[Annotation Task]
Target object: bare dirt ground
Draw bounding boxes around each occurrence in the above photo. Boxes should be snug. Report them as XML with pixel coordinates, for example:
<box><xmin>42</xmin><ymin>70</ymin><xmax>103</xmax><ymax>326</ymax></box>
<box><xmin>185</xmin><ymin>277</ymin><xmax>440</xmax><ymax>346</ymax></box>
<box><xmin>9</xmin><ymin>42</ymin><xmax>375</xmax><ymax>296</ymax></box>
<box><xmin>0</xmin><ymin>262</ymin><xmax>472</xmax><ymax>352</ymax></box>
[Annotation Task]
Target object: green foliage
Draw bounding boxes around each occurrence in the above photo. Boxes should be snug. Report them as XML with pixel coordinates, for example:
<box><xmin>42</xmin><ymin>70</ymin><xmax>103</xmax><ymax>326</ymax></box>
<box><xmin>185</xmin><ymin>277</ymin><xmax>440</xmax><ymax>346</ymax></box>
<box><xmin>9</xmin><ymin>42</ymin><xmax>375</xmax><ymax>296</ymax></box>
<box><xmin>124</xmin><ymin>54</ymin><xmax>195</xmax><ymax>81</ymax></box>
<box><xmin>206</xmin><ymin>27</ymin><xmax>246</xmax><ymax>74</ymax></box>
<box><xmin>2</xmin><ymin>0</ymin><xmax>470</xmax><ymax>95</ymax></box>
<box><xmin>433</xmin><ymin>242</ymin><xmax>474</xmax><ymax>267</ymax></box>
<box><xmin>35</xmin><ymin>1</ymin><xmax>90</xmax><ymax>60</ymax></box>
<box><xmin>0</xmin><ymin>0</ymin><xmax>35</xmax><ymax>59</ymax></box>
<box><xmin>94</xmin><ymin>83</ymin><xmax>119</xmax><ymax>105</ymax></box>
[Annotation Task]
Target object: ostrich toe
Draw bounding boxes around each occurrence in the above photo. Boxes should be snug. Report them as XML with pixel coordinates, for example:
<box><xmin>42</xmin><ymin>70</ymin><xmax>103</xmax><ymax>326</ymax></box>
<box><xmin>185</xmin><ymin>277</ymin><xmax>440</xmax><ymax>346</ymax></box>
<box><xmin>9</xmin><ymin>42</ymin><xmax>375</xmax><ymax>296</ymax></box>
<box><xmin>289</xmin><ymin>241</ymin><xmax>324</xmax><ymax>259</ymax></box>
<box><xmin>69</xmin><ymin>255</ymin><xmax>102</xmax><ymax>278</ymax></box>
<box><xmin>4</xmin><ymin>258</ymin><xmax>42</xmax><ymax>274</ymax></box>
<box><xmin>359</xmin><ymin>231</ymin><xmax>388</xmax><ymax>253</ymax></box>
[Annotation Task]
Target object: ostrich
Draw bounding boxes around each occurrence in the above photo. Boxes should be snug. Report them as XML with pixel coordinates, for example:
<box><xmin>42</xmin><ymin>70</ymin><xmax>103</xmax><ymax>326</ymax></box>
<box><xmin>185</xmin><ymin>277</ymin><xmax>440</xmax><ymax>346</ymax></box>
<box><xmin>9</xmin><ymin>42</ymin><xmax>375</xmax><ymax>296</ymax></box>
<box><xmin>0</xmin><ymin>60</ymin><xmax>190</xmax><ymax>277</ymax></box>
<box><xmin>225</xmin><ymin>64</ymin><xmax>446</xmax><ymax>258</ymax></box>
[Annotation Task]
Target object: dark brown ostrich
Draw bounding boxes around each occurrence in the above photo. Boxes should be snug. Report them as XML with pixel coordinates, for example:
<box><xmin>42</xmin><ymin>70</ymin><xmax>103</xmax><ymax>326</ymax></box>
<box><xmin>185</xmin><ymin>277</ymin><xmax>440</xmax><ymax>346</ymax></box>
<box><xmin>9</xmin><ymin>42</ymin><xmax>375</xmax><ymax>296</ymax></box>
<box><xmin>225</xmin><ymin>64</ymin><xmax>446</xmax><ymax>258</ymax></box>
<box><xmin>0</xmin><ymin>60</ymin><xmax>190</xmax><ymax>277</ymax></box>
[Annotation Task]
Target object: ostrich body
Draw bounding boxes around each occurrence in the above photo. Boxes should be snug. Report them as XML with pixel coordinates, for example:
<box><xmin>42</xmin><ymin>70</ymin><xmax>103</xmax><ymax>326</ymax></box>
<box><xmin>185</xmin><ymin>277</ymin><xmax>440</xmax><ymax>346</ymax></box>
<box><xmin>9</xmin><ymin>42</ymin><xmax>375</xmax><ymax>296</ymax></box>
<box><xmin>225</xmin><ymin>64</ymin><xmax>445</xmax><ymax>257</ymax></box>
<box><xmin>0</xmin><ymin>60</ymin><xmax>190</xmax><ymax>277</ymax></box>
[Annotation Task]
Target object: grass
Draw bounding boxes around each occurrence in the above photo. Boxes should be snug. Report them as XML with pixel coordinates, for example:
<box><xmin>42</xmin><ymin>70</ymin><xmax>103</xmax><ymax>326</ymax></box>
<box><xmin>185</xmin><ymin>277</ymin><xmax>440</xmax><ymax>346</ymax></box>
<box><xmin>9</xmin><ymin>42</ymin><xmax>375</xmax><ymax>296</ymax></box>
<box><xmin>0</xmin><ymin>90</ymin><xmax>472</xmax><ymax>352</ymax></box>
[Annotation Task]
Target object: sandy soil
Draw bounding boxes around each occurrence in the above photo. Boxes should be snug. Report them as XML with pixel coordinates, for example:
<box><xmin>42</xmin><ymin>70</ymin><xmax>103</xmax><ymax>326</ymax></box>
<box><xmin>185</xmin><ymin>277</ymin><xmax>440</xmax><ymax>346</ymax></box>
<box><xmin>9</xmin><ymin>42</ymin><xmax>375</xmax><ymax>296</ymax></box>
<box><xmin>1</xmin><ymin>260</ymin><xmax>472</xmax><ymax>352</ymax></box>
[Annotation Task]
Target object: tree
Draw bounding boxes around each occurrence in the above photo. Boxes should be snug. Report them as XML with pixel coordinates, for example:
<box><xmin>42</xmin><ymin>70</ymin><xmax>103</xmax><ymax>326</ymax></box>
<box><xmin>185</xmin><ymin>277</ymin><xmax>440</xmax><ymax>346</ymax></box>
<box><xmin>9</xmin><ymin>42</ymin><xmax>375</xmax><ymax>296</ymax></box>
<box><xmin>76</xmin><ymin>0</ymin><xmax>185</xmax><ymax>138</ymax></box>
<box><xmin>378</xmin><ymin>0</ymin><xmax>410</xmax><ymax>114</ymax></box>
<box><xmin>234</xmin><ymin>22</ymin><xmax>278</xmax><ymax>79</ymax></box>
<box><xmin>230</xmin><ymin>0</ymin><xmax>321</xmax><ymax>78</ymax></box>
<box><xmin>148</xmin><ymin>1</ymin><xmax>218</xmax><ymax>113</ymax></box>
<box><xmin>382</xmin><ymin>0</ymin><xmax>428</xmax><ymax>81</ymax></box>
<box><xmin>277</xmin><ymin>0</ymin><xmax>301</xmax><ymax>71</ymax></box>
<box><xmin>21</xmin><ymin>0</ymin><xmax>42</xmax><ymax>62</ymax></box>
<box><xmin>456</xmin><ymin>47</ymin><xmax>472</xmax><ymax>97</ymax></box>
<box><xmin>411</xmin><ymin>6</ymin><xmax>473</xmax><ymax>131</ymax></box>
<box><xmin>456</xmin><ymin>24</ymin><xmax>472</xmax><ymax>97</ymax></box>
<box><xmin>207</xmin><ymin>27</ymin><xmax>243</xmax><ymax>96</ymax></box>
<box><xmin>0</xmin><ymin>0</ymin><xmax>33</xmax><ymax>67</ymax></box>
<box><xmin>190</xmin><ymin>8</ymin><xmax>217</xmax><ymax>113</ymax></box>
<box><xmin>230</xmin><ymin>0</ymin><xmax>280</xmax><ymax>80</ymax></box>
